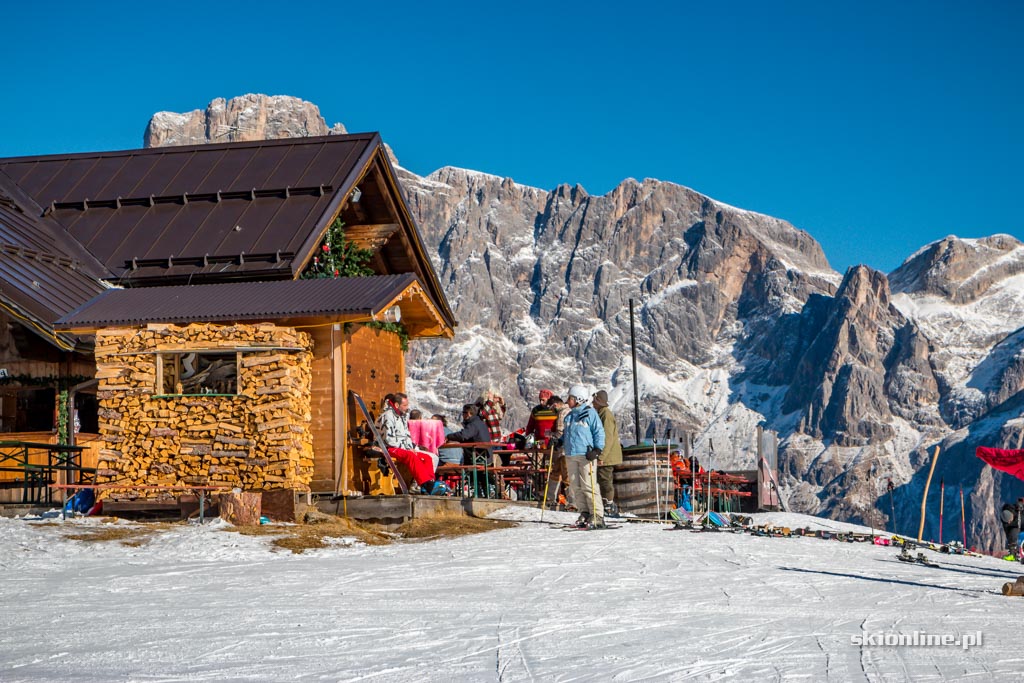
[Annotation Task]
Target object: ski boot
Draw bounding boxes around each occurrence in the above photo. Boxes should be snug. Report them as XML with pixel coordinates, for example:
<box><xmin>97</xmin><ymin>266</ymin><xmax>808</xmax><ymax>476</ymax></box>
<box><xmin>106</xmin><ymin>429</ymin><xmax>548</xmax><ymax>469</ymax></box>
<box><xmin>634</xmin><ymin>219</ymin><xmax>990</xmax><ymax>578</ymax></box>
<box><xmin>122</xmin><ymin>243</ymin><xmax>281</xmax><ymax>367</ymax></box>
<box><xmin>429</xmin><ymin>481</ymin><xmax>452</xmax><ymax>496</ymax></box>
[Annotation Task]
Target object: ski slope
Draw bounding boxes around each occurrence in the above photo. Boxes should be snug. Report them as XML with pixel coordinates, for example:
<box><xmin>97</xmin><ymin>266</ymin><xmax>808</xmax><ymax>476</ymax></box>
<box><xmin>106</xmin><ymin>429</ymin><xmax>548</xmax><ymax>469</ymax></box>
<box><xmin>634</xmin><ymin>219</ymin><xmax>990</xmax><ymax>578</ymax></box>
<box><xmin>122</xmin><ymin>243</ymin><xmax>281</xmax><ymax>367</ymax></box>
<box><xmin>0</xmin><ymin>509</ymin><xmax>1020</xmax><ymax>681</ymax></box>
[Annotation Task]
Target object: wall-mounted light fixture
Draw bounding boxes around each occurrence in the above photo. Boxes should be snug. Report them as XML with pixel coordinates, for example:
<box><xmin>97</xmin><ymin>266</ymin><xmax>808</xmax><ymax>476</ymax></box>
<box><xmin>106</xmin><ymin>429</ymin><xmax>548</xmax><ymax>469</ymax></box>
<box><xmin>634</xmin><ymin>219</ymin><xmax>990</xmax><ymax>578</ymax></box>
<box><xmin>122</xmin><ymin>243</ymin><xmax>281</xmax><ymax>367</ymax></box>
<box><xmin>383</xmin><ymin>305</ymin><xmax>402</xmax><ymax>323</ymax></box>
<box><xmin>350</xmin><ymin>186</ymin><xmax>362</xmax><ymax>203</ymax></box>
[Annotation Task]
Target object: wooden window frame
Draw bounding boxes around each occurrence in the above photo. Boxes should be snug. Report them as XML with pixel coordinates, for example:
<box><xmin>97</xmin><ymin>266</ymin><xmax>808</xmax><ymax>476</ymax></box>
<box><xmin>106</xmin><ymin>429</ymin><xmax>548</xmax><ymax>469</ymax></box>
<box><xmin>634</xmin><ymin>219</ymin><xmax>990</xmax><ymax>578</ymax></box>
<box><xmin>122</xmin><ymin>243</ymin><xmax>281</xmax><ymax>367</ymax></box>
<box><xmin>154</xmin><ymin>350</ymin><xmax>242</xmax><ymax>397</ymax></box>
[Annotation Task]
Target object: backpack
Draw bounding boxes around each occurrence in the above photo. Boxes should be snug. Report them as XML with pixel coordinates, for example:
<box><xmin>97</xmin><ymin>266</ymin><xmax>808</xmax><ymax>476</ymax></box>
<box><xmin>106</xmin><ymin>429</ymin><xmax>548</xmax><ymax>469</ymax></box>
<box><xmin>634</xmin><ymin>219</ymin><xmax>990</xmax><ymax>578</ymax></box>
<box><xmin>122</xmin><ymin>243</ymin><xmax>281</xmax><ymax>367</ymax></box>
<box><xmin>1002</xmin><ymin>502</ymin><xmax>1019</xmax><ymax>527</ymax></box>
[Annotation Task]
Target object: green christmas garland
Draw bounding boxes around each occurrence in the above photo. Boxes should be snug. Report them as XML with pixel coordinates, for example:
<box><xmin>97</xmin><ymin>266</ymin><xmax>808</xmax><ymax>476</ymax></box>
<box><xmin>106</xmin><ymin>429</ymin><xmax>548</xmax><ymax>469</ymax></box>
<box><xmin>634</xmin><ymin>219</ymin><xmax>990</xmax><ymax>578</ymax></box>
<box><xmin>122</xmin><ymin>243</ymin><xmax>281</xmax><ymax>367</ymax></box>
<box><xmin>301</xmin><ymin>218</ymin><xmax>375</xmax><ymax>279</ymax></box>
<box><xmin>365</xmin><ymin>321</ymin><xmax>410</xmax><ymax>352</ymax></box>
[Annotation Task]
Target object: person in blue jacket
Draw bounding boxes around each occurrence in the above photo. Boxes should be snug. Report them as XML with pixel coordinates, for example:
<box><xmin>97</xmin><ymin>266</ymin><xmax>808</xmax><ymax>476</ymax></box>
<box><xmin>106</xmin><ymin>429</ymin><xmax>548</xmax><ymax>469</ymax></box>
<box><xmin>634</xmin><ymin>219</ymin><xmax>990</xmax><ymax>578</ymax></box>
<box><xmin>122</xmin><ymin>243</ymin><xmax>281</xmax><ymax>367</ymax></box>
<box><xmin>562</xmin><ymin>384</ymin><xmax>606</xmax><ymax>529</ymax></box>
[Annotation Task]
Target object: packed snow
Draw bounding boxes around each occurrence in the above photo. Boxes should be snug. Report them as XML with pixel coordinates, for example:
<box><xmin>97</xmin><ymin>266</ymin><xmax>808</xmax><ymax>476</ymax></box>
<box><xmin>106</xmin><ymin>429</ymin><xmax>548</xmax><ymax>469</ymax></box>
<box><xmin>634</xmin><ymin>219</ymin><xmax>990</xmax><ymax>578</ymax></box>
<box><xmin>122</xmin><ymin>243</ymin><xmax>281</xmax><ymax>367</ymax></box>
<box><xmin>1</xmin><ymin>507</ymin><xmax>1021</xmax><ymax>681</ymax></box>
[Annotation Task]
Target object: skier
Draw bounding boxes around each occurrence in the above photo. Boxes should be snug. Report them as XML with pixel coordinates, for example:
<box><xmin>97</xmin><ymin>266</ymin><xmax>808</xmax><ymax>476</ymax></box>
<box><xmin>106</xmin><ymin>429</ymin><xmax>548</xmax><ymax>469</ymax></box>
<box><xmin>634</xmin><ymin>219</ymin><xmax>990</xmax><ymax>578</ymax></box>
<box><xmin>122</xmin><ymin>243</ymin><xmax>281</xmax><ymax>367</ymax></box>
<box><xmin>1000</xmin><ymin>497</ymin><xmax>1022</xmax><ymax>560</ymax></box>
<box><xmin>591</xmin><ymin>390</ymin><xmax>622</xmax><ymax>517</ymax></box>
<box><xmin>562</xmin><ymin>384</ymin><xmax>606</xmax><ymax>529</ymax></box>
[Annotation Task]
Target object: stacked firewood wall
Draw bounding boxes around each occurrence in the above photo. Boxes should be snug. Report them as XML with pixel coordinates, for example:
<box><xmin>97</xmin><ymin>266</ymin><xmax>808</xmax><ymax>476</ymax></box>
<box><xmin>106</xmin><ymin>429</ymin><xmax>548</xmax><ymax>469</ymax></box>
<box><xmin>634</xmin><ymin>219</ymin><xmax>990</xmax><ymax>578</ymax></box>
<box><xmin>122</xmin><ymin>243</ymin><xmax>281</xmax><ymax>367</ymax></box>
<box><xmin>93</xmin><ymin>323</ymin><xmax>314</xmax><ymax>498</ymax></box>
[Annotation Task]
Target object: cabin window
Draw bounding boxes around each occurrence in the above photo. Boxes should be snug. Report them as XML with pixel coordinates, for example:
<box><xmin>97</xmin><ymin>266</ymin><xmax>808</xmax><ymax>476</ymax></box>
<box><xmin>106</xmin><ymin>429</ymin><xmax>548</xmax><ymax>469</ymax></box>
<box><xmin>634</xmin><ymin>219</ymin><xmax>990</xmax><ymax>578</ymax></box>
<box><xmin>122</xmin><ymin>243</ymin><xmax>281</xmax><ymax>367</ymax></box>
<box><xmin>157</xmin><ymin>352</ymin><xmax>239</xmax><ymax>396</ymax></box>
<box><xmin>0</xmin><ymin>388</ymin><xmax>56</xmax><ymax>432</ymax></box>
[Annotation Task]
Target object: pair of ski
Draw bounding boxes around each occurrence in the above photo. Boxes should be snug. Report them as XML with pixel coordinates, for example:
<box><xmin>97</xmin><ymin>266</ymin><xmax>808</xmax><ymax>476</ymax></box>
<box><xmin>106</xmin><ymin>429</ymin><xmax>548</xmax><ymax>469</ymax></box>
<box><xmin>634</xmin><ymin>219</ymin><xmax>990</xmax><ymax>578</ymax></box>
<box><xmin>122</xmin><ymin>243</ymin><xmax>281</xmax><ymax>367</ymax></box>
<box><xmin>551</xmin><ymin>522</ymin><xmax>622</xmax><ymax>531</ymax></box>
<box><xmin>897</xmin><ymin>548</ymin><xmax>940</xmax><ymax>568</ymax></box>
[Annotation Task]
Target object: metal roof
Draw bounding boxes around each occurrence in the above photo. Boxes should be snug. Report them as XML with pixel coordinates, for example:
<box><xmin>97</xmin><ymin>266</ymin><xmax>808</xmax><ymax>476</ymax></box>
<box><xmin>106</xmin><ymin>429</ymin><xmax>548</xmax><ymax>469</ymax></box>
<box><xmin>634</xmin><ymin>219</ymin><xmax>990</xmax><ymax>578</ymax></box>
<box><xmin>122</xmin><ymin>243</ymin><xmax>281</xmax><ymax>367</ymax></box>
<box><xmin>0</xmin><ymin>176</ymin><xmax>111</xmax><ymax>349</ymax></box>
<box><xmin>55</xmin><ymin>274</ymin><xmax>418</xmax><ymax>329</ymax></box>
<box><xmin>0</xmin><ymin>134</ymin><xmax>378</xmax><ymax>282</ymax></box>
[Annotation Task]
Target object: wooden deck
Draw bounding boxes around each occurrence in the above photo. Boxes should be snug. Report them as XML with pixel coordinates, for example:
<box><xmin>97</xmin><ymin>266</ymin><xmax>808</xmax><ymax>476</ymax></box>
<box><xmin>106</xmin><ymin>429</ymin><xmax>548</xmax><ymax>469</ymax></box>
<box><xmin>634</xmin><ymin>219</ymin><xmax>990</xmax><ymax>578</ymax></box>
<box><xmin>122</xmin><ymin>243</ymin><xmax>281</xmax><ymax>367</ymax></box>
<box><xmin>316</xmin><ymin>494</ymin><xmax>521</xmax><ymax>529</ymax></box>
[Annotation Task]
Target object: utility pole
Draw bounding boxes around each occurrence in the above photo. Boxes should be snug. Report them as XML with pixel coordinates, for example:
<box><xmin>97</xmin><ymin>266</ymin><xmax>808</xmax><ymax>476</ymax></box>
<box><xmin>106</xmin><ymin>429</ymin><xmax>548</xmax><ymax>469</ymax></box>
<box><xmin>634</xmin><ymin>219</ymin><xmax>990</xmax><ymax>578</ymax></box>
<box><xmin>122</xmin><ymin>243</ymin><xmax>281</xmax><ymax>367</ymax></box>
<box><xmin>629</xmin><ymin>298</ymin><xmax>641</xmax><ymax>444</ymax></box>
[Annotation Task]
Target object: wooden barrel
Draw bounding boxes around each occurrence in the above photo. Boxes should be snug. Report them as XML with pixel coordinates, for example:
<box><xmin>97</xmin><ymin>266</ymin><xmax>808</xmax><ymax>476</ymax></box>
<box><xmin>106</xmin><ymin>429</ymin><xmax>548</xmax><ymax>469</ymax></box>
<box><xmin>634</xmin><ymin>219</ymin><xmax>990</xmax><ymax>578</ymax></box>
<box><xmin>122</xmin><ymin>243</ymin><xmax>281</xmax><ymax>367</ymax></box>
<box><xmin>614</xmin><ymin>446</ymin><xmax>675</xmax><ymax>518</ymax></box>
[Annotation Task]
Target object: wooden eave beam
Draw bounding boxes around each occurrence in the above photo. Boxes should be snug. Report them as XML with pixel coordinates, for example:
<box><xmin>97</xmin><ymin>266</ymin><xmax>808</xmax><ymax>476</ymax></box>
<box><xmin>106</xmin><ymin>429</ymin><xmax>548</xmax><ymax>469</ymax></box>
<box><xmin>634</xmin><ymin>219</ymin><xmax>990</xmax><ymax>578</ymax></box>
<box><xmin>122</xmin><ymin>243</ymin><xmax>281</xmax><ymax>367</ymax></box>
<box><xmin>371</xmin><ymin>153</ymin><xmax>456</xmax><ymax>329</ymax></box>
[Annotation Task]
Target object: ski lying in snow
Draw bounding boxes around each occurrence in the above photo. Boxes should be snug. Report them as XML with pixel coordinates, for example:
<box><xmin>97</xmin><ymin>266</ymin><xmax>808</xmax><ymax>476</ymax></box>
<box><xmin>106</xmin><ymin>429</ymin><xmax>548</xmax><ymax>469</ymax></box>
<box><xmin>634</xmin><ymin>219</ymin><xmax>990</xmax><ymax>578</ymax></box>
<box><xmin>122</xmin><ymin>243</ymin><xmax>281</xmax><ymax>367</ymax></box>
<box><xmin>897</xmin><ymin>549</ymin><xmax>940</xmax><ymax>568</ymax></box>
<box><xmin>553</xmin><ymin>523</ymin><xmax>622</xmax><ymax>531</ymax></box>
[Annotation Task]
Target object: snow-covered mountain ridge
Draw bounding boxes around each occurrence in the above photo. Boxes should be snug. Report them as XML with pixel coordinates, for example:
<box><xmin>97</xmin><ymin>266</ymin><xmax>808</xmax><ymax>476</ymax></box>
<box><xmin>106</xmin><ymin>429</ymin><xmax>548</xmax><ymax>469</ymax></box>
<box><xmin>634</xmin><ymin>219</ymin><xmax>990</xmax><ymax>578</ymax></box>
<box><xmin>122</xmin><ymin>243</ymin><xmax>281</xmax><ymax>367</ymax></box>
<box><xmin>144</xmin><ymin>95</ymin><xmax>1024</xmax><ymax>551</ymax></box>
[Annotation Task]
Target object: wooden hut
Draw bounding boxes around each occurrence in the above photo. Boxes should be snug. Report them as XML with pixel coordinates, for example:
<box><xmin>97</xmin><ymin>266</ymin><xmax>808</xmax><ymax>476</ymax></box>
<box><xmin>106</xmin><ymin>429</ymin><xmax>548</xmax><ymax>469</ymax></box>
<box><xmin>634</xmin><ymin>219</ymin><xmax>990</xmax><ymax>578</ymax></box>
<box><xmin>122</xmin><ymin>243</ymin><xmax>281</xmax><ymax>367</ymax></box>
<box><xmin>0</xmin><ymin>134</ymin><xmax>456</xmax><ymax>511</ymax></box>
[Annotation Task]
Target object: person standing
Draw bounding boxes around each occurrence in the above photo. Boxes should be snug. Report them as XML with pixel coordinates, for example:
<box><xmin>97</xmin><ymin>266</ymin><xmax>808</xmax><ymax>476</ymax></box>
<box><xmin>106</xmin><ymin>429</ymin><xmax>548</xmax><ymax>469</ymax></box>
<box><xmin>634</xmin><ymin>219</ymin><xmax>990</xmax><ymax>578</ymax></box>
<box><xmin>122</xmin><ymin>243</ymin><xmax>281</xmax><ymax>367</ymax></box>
<box><xmin>562</xmin><ymin>384</ymin><xmax>606</xmax><ymax>529</ymax></box>
<box><xmin>525</xmin><ymin>389</ymin><xmax>558</xmax><ymax>445</ymax></box>
<box><xmin>592</xmin><ymin>390</ymin><xmax>622</xmax><ymax>518</ymax></box>
<box><xmin>544</xmin><ymin>395</ymin><xmax>573</xmax><ymax>509</ymax></box>
<box><xmin>477</xmin><ymin>391</ymin><xmax>505</xmax><ymax>443</ymax></box>
<box><xmin>1003</xmin><ymin>498</ymin><xmax>1023</xmax><ymax>559</ymax></box>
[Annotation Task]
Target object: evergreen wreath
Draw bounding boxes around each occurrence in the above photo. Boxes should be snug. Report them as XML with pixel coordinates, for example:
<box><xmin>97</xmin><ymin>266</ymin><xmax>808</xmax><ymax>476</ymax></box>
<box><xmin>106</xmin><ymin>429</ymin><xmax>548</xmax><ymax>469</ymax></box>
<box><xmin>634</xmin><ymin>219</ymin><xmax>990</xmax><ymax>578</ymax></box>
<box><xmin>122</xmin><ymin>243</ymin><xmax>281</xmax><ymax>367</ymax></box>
<box><xmin>301</xmin><ymin>218</ymin><xmax>375</xmax><ymax>279</ymax></box>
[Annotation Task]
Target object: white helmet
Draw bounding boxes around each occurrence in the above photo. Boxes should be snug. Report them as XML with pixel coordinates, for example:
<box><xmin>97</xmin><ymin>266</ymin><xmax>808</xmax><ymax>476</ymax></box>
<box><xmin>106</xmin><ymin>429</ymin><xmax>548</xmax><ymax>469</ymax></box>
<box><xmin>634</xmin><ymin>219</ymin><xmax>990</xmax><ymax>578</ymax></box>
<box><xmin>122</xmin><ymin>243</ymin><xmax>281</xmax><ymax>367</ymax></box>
<box><xmin>567</xmin><ymin>384</ymin><xmax>590</xmax><ymax>403</ymax></box>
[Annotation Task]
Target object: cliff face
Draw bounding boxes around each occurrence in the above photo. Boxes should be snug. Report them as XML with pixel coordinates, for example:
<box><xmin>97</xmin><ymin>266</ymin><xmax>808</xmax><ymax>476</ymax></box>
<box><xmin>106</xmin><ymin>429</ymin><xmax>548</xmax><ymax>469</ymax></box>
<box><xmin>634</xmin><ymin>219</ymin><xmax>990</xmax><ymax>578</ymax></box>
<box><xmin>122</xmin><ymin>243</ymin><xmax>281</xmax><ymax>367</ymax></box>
<box><xmin>146</xmin><ymin>96</ymin><xmax>1024</xmax><ymax>550</ymax></box>
<box><xmin>144</xmin><ymin>94</ymin><xmax>346</xmax><ymax>147</ymax></box>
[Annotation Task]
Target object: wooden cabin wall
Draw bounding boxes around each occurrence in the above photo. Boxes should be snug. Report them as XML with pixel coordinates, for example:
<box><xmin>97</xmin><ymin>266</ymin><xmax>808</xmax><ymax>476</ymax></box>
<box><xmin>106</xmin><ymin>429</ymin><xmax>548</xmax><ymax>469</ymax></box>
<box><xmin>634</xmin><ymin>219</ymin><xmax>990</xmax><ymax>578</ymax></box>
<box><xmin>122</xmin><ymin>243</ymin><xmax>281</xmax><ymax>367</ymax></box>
<box><xmin>344</xmin><ymin>325</ymin><xmax>404</xmax><ymax>493</ymax></box>
<box><xmin>0</xmin><ymin>311</ymin><xmax>94</xmax><ymax>372</ymax></box>
<box><xmin>307</xmin><ymin>326</ymin><xmax>340</xmax><ymax>490</ymax></box>
<box><xmin>92</xmin><ymin>323</ymin><xmax>314</xmax><ymax>498</ymax></box>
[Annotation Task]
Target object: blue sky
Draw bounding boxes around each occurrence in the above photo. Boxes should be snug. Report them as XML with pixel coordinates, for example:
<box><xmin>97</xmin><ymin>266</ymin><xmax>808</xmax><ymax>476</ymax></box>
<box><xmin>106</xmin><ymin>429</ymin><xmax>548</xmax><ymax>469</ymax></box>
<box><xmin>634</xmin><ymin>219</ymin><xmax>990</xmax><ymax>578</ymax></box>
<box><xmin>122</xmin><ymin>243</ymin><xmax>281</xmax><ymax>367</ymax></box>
<box><xmin>2</xmin><ymin>1</ymin><xmax>1020</xmax><ymax>273</ymax></box>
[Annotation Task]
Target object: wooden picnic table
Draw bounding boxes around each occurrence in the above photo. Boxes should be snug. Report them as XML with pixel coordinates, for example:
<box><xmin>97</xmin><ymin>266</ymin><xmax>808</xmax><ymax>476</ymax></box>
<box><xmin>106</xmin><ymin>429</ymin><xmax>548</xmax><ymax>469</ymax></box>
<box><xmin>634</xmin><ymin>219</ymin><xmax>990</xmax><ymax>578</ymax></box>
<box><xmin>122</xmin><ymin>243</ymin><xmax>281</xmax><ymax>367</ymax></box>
<box><xmin>0</xmin><ymin>441</ymin><xmax>90</xmax><ymax>504</ymax></box>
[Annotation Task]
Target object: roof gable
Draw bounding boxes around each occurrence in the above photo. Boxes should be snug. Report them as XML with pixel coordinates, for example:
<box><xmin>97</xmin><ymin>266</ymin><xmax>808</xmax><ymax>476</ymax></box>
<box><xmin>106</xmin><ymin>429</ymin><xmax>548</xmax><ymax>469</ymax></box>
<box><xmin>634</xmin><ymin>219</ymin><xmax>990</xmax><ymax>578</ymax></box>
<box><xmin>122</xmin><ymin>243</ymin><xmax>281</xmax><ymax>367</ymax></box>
<box><xmin>0</xmin><ymin>134</ymin><xmax>456</xmax><ymax>333</ymax></box>
<box><xmin>0</xmin><ymin>134</ymin><xmax>378</xmax><ymax>283</ymax></box>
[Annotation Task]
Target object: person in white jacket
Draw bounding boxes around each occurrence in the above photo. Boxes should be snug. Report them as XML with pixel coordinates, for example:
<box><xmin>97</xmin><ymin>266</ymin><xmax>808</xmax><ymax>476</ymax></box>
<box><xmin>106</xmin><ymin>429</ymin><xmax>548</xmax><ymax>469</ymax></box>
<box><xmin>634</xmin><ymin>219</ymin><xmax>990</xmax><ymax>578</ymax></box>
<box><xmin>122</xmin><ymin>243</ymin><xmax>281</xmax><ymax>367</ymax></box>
<box><xmin>561</xmin><ymin>384</ymin><xmax>606</xmax><ymax>529</ymax></box>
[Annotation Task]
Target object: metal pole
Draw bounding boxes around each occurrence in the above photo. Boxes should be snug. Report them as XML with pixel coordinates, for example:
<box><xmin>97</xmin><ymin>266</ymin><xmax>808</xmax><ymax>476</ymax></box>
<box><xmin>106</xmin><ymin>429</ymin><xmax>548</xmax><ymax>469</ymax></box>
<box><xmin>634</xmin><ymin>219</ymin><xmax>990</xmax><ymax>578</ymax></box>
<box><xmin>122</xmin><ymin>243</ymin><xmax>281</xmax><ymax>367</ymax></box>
<box><xmin>629</xmin><ymin>298</ymin><xmax>641</xmax><ymax>445</ymax></box>
<box><xmin>708</xmin><ymin>439</ymin><xmax>714</xmax><ymax>514</ymax></box>
<box><xmin>690</xmin><ymin>433</ymin><xmax>697</xmax><ymax>514</ymax></box>
<box><xmin>665</xmin><ymin>429</ymin><xmax>673</xmax><ymax>511</ymax></box>
<box><xmin>939</xmin><ymin>478</ymin><xmax>945</xmax><ymax>544</ymax></box>
<box><xmin>960</xmin><ymin>486</ymin><xmax>967</xmax><ymax>547</ymax></box>
<box><xmin>653</xmin><ymin>439</ymin><xmax>661</xmax><ymax>520</ymax></box>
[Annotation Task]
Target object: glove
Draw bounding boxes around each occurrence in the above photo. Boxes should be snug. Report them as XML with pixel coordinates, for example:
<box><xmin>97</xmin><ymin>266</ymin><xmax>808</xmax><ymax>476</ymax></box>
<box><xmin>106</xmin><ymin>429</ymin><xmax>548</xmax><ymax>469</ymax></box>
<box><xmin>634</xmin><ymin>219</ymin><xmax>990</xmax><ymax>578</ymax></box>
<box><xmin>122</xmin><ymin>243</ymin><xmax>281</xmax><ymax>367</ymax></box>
<box><xmin>586</xmin><ymin>446</ymin><xmax>602</xmax><ymax>462</ymax></box>
<box><xmin>377</xmin><ymin>456</ymin><xmax>391</xmax><ymax>476</ymax></box>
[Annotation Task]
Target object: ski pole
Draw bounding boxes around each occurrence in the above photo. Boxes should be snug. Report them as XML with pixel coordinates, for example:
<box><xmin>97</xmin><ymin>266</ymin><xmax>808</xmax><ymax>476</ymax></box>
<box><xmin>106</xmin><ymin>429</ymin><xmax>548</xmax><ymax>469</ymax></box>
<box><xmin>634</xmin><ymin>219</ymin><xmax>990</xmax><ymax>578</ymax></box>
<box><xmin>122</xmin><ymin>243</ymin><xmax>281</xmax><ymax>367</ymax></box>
<box><xmin>539</xmin><ymin>443</ymin><xmax>555</xmax><ymax>521</ymax></box>
<box><xmin>939</xmin><ymin>478</ymin><xmax>944</xmax><ymax>544</ymax></box>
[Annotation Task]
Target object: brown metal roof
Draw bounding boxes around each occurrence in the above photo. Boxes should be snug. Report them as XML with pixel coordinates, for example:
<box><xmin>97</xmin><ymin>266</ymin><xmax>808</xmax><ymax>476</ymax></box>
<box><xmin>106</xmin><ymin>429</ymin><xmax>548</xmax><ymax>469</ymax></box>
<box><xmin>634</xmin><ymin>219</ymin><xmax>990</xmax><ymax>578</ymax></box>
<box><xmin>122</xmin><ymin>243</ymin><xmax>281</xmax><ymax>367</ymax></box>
<box><xmin>55</xmin><ymin>274</ymin><xmax>418</xmax><ymax>329</ymax></box>
<box><xmin>0</xmin><ymin>134</ymin><xmax>378</xmax><ymax>283</ymax></box>
<box><xmin>0</xmin><ymin>176</ymin><xmax>111</xmax><ymax>349</ymax></box>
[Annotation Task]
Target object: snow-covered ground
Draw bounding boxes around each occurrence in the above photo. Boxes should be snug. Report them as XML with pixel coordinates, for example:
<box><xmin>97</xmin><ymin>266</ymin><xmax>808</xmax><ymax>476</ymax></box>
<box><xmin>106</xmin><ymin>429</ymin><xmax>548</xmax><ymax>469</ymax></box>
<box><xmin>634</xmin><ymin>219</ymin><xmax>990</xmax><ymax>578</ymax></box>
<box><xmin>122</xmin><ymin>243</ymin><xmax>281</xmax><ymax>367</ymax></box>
<box><xmin>1</xmin><ymin>508</ymin><xmax>1021</xmax><ymax>681</ymax></box>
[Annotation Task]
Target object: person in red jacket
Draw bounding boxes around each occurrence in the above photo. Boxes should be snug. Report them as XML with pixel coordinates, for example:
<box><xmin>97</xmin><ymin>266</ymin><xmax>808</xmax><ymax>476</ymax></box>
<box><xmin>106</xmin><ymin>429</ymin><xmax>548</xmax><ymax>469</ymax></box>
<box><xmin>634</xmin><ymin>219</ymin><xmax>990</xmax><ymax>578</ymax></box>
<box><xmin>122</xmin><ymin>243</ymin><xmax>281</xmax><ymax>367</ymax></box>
<box><xmin>377</xmin><ymin>393</ymin><xmax>446</xmax><ymax>495</ymax></box>
<box><xmin>525</xmin><ymin>388</ymin><xmax>558</xmax><ymax>445</ymax></box>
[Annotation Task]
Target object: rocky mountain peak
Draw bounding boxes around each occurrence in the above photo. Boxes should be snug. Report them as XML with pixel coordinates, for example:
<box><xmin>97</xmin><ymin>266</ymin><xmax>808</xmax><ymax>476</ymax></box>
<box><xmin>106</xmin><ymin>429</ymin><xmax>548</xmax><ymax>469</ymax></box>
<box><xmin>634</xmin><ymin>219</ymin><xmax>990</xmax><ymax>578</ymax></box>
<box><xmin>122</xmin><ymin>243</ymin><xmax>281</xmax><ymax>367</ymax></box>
<box><xmin>889</xmin><ymin>234</ymin><xmax>1024</xmax><ymax>303</ymax></box>
<box><xmin>143</xmin><ymin>94</ymin><xmax>1024</xmax><ymax>551</ymax></box>
<box><xmin>143</xmin><ymin>94</ymin><xmax>346</xmax><ymax>148</ymax></box>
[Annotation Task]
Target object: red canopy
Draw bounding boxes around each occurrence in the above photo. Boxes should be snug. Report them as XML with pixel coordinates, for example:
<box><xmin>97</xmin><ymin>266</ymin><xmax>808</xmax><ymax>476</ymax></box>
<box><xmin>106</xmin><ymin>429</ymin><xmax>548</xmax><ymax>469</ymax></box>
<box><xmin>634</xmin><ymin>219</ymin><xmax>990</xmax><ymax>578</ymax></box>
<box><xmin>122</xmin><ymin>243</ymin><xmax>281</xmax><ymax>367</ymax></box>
<box><xmin>976</xmin><ymin>447</ymin><xmax>1024</xmax><ymax>481</ymax></box>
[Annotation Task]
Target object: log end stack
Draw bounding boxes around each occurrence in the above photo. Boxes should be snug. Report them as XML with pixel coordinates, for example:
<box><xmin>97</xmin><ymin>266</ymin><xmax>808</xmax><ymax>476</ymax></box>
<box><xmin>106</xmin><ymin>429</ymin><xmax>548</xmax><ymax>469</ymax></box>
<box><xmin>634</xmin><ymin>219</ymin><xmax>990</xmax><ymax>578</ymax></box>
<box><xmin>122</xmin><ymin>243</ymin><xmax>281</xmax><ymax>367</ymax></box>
<box><xmin>94</xmin><ymin>323</ymin><xmax>314</xmax><ymax>501</ymax></box>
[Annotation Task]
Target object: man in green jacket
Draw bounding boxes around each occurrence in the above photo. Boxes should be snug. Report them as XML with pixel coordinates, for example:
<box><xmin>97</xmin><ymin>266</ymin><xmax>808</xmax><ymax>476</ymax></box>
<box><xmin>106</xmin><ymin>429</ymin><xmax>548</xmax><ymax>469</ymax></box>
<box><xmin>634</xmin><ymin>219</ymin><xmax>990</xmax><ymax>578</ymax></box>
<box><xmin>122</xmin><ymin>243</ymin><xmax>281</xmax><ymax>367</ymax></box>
<box><xmin>592</xmin><ymin>390</ymin><xmax>622</xmax><ymax>517</ymax></box>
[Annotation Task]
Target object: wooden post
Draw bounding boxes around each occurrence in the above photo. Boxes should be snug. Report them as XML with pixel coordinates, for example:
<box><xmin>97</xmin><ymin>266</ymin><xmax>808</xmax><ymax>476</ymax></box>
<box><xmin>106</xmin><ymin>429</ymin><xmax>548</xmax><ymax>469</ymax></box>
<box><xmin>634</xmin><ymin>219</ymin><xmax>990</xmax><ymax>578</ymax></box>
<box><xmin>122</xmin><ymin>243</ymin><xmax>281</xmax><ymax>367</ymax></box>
<box><xmin>917</xmin><ymin>446</ymin><xmax>941</xmax><ymax>543</ymax></box>
<box><xmin>217</xmin><ymin>491</ymin><xmax>262</xmax><ymax>526</ymax></box>
<box><xmin>1001</xmin><ymin>576</ymin><xmax>1024</xmax><ymax>596</ymax></box>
